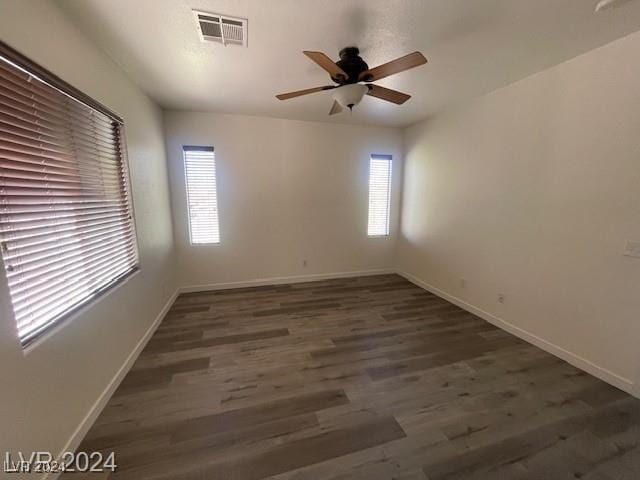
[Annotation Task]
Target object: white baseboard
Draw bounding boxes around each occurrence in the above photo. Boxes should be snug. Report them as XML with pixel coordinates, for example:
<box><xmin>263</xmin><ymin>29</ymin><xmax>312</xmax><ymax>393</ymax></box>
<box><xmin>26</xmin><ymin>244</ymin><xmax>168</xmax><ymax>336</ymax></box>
<box><xmin>44</xmin><ymin>288</ymin><xmax>180</xmax><ymax>480</ymax></box>
<box><xmin>178</xmin><ymin>268</ymin><xmax>394</xmax><ymax>294</ymax></box>
<box><xmin>395</xmin><ymin>269</ymin><xmax>637</xmax><ymax>398</ymax></box>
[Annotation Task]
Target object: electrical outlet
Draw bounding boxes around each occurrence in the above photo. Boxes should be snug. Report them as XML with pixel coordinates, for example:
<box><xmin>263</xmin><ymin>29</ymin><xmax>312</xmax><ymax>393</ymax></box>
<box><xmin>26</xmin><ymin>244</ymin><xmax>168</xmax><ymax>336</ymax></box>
<box><xmin>623</xmin><ymin>240</ymin><xmax>640</xmax><ymax>259</ymax></box>
<box><xmin>460</xmin><ymin>278</ymin><xmax>466</xmax><ymax>288</ymax></box>
<box><xmin>302</xmin><ymin>259</ymin><xmax>308</xmax><ymax>267</ymax></box>
<box><xmin>497</xmin><ymin>293</ymin><xmax>505</xmax><ymax>304</ymax></box>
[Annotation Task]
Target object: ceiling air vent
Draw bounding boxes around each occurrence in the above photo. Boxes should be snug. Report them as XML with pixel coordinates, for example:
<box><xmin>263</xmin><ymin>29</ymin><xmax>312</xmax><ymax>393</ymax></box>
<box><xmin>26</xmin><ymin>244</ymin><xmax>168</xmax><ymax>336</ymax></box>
<box><xmin>194</xmin><ymin>10</ymin><xmax>247</xmax><ymax>46</ymax></box>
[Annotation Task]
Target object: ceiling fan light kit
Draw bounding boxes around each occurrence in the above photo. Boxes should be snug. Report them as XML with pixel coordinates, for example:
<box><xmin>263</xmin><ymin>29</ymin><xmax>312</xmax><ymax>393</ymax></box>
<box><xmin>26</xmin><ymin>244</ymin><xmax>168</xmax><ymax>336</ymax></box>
<box><xmin>333</xmin><ymin>84</ymin><xmax>368</xmax><ymax>110</ymax></box>
<box><xmin>276</xmin><ymin>47</ymin><xmax>427</xmax><ymax>115</ymax></box>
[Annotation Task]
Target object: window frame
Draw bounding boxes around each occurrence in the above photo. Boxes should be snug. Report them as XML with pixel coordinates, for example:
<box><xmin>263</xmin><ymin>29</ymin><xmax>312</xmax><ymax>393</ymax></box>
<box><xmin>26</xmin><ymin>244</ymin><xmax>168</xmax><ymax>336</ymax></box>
<box><xmin>182</xmin><ymin>145</ymin><xmax>221</xmax><ymax>246</ymax></box>
<box><xmin>0</xmin><ymin>41</ymin><xmax>140</xmax><ymax>348</ymax></box>
<box><xmin>367</xmin><ymin>154</ymin><xmax>393</xmax><ymax>237</ymax></box>
<box><xmin>0</xmin><ymin>41</ymin><xmax>123</xmax><ymax>122</ymax></box>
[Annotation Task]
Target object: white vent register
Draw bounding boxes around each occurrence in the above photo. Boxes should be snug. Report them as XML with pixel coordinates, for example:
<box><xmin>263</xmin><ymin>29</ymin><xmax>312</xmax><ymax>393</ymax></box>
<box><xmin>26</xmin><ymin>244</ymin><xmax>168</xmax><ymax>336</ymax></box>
<box><xmin>194</xmin><ymin>10</ymin><xmax>247</xmax><ymax>46</ymax></box>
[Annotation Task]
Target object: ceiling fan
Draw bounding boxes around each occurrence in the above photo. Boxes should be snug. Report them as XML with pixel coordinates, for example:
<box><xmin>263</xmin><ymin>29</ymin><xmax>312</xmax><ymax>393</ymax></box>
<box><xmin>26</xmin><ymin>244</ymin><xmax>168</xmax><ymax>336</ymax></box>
<box><xmin>276</xmin><ymin>47</ymin><xmax>427</xmax><ymax>115</ymax></box>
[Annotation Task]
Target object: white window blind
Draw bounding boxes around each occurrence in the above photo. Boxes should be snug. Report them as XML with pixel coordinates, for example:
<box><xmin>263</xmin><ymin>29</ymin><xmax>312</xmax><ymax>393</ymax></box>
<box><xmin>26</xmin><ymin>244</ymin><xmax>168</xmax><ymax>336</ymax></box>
<box><xmin>183</xmin><ymin>146</ymin><xmax>220</xmax><ymax>244</ymax></box>
<box><xmin>367</xmin><ymin>154</ymin><xmax>392</xmax><ymax>236</ymax></box>
<box><xmin>0</xmin><ymin>43</ymin><xmax>139</xmax><ymax>346</ymax></box>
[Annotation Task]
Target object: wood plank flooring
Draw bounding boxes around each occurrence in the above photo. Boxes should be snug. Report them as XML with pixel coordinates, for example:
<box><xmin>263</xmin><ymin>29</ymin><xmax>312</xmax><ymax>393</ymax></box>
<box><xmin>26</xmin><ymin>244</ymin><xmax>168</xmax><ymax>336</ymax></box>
<box><xmin>70</xmin><ymin>274</ymin><xmax>640</xmax><ymax>479</ymax></box>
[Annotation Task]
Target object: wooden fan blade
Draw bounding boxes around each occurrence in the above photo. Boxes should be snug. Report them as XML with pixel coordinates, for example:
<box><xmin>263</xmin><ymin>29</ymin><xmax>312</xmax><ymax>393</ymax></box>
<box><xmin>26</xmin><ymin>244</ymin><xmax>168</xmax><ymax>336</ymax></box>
<box><xmin>366</xmin><ymin>84</ymin><xmax>411</xmax><ymax>105</ymax></box>
<box><xmin>359</xmin><ymin>52</ymin><xmax>427</xmax><ymax>82</ymax></box>
<box><xmin>303</xmin><ymin>51</ymin><xmax>347</xmax><ymax>80</ymax></box>
<box><xmin>276</xmin><ymin>85</ymin><xmax>335</xmax><ymax>100</ymax></box>
<box><xmin>329</xmin><ymin>100</ymin><xmax>343</xmax><ymax>115</ymax></box>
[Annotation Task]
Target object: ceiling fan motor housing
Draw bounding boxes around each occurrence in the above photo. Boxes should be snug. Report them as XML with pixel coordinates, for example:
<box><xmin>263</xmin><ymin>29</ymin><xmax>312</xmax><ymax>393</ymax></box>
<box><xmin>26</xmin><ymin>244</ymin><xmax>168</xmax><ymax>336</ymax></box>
<box><xmin>335</xmin><ymin>47</ymin><xmax>369</xmax><ymax>84</ymax></box>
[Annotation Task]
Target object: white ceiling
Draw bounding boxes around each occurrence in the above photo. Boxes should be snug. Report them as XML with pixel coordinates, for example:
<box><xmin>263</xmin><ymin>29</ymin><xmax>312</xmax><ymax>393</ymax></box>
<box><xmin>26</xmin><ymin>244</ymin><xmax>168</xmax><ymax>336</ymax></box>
<box><xmin>57</xmin><ymin>0</ymin><xmax>640</xmax><ymax>127</ymax></box>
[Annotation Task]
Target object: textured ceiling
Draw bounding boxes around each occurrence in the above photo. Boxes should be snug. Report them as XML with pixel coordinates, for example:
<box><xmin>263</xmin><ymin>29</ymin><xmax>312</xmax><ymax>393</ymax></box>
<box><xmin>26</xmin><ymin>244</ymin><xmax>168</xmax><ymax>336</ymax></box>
<box><xmin>57</xmin><ymin>0</ymin><xmax>640</xmax><ymax>127</ymax></box>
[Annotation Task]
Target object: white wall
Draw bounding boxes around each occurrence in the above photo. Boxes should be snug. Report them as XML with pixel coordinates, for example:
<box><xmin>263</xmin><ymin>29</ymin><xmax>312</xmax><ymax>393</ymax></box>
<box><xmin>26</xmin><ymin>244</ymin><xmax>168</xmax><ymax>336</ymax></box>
<box><xmin>0</xmin><ymin>0</ymin><xmax>175</xmax><ymax>466</ymax></box>
<box><xmin>398</xmin><ymin>30</ymin><xmax>640</xmax><ymax>393</ymax></box>
<box><xmin>164</xmin><ymin>111</ymin><xmax>402</xmax><ymax>287</ymax></box>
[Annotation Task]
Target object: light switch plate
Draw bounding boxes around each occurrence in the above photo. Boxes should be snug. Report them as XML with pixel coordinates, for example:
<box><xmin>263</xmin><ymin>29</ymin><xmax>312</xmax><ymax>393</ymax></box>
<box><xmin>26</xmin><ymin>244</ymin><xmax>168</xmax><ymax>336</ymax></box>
<box><xmin>623</xmin><ymin>240</ymin><xmax>640</xmax><ymax>258</ymax></box>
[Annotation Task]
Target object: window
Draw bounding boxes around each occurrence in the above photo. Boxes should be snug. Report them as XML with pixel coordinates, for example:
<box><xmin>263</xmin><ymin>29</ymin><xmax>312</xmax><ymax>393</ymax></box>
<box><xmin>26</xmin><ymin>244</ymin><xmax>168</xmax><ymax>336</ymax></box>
<box><xmin>0</xmin><ymin>42</ymin><xmax>139</xmax><ymax>346</ymax></box>
<box><xmin>183</xmin><ymin>146</ymin><xmax>220</xmax><ymax>244</ymax></box>
<box><xmin>367</xmin><ymin>154</ymin><xmax>392</xmax><ymax>236</ymax></box>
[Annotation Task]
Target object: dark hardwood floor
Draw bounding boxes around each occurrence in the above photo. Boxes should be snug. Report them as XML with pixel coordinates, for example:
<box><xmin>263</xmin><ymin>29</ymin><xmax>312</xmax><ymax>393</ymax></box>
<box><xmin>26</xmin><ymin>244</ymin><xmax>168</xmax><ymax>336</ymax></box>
<box><xmin>72</xmin><ymin>274</ymin><xmax>640</xmax><ymax>479</ymax></box>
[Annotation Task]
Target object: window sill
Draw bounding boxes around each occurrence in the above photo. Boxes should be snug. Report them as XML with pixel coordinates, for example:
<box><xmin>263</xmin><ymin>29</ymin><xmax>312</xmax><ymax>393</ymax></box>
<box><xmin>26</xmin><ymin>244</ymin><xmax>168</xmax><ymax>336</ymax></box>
<box><xmin>22</xmin><ymin>268</ymin><xmax>141</xmax><ymax>356</ymax></box>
